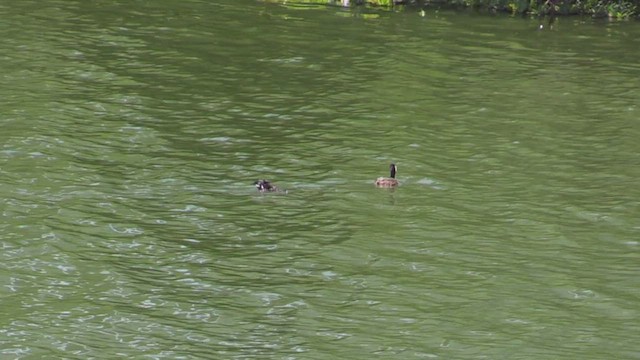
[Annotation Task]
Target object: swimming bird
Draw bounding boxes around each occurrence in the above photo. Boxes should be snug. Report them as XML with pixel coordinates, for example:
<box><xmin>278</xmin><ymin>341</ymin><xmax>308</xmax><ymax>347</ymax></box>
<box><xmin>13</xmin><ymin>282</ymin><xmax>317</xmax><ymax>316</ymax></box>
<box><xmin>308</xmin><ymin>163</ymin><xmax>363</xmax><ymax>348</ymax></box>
<box><xmin>375</xmin><ymin>163</ymin><xmax>399</xmax><ymax>187</ymax></box>
<box><xmin>254</xmin><ymin>179</ymin><xmax>279</xmax><ymax>193</ymax></box>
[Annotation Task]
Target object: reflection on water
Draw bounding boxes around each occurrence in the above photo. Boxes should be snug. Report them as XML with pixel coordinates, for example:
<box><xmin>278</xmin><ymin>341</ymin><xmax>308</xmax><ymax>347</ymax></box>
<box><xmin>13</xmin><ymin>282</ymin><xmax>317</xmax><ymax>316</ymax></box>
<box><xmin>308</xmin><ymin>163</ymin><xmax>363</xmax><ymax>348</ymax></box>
<box><xmin>1</xmin><ymin>1</ymin><xmax>640</xmax><ymax>358</ymax></box>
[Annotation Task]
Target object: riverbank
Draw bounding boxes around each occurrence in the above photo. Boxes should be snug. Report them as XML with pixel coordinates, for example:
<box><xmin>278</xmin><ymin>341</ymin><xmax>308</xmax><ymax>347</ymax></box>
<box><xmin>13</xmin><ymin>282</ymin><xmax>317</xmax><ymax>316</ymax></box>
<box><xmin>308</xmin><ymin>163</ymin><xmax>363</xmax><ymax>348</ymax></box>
<box><xmin>264</xmin><ymin>0</ymin><xmax>639</xmax><ymax>19</ymax></box>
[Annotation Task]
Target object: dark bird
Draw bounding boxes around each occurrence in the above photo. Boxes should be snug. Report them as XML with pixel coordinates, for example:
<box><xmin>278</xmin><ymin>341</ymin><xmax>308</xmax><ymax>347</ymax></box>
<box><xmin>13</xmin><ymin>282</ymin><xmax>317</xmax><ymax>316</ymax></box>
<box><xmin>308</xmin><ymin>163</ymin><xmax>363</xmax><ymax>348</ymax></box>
<box><xmin>254</xmin><ymin>179</ymin><xmax>280</xmax><ymax>193</ymax></box>
<box><xmin>375</xmin><ymin>163</ymin><xmax>399</xmax><ymax>187</ymax></box>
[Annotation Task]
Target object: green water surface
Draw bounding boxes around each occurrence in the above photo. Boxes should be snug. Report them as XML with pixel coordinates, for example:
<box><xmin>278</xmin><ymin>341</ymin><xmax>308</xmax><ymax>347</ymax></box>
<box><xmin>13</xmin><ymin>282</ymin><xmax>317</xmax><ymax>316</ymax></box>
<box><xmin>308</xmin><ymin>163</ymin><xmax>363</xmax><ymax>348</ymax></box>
<box><xmin>1</xmin><ymin>1</ymin><xmax>639</xmax><ymax>359</ymax></box>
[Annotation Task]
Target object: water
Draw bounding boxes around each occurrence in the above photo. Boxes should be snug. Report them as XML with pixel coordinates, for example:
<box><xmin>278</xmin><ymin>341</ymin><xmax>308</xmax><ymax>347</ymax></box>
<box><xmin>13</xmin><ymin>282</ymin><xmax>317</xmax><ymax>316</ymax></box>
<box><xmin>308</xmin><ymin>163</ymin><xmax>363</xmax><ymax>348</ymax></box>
<box><xmin>1</xmin><ymin>1</ymin><xmax>640</xmax><ymax>358</ymax></box>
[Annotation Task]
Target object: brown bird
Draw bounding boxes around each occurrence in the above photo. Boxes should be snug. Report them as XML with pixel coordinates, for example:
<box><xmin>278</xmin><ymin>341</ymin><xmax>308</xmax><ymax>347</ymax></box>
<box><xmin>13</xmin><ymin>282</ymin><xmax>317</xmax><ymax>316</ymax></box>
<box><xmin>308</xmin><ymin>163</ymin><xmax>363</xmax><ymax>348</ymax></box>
<box><xmin>375</xmin><ymin>163</ymin><xmax>399</xmax><ymax>187</ymax></box>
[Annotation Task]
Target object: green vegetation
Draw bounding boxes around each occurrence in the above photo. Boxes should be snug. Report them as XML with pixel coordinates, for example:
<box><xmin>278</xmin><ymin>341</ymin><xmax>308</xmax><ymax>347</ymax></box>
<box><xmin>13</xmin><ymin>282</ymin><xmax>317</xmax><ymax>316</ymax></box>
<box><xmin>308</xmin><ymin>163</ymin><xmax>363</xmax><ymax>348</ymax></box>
<box><xmin>262</xmin><ymin>0</ymin><xmax>640</xmax><ymax>18</ymax></box>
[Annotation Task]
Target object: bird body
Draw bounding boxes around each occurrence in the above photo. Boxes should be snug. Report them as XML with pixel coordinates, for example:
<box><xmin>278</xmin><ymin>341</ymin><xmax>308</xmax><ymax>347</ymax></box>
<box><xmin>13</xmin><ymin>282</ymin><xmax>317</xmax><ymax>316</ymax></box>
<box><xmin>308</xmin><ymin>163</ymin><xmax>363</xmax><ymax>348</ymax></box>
<box><xmin>254</xmin><ymin>179</ymin><xmax>279</xmax><ymax>192</ymax></box>
<box><xmin>375</xmin><ymin>163</ymin><xmax>399</xmax><ymax>187</ymax></box>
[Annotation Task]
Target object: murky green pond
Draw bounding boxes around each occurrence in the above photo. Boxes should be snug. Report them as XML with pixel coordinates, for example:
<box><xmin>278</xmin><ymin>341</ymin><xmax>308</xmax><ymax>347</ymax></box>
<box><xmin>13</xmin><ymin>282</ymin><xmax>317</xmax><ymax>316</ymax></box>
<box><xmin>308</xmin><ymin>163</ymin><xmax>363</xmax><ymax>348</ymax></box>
<box><xmin>2</xmin><ymin>1</ymin><xmax>639</xmax><ymax>358</ymax></box>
